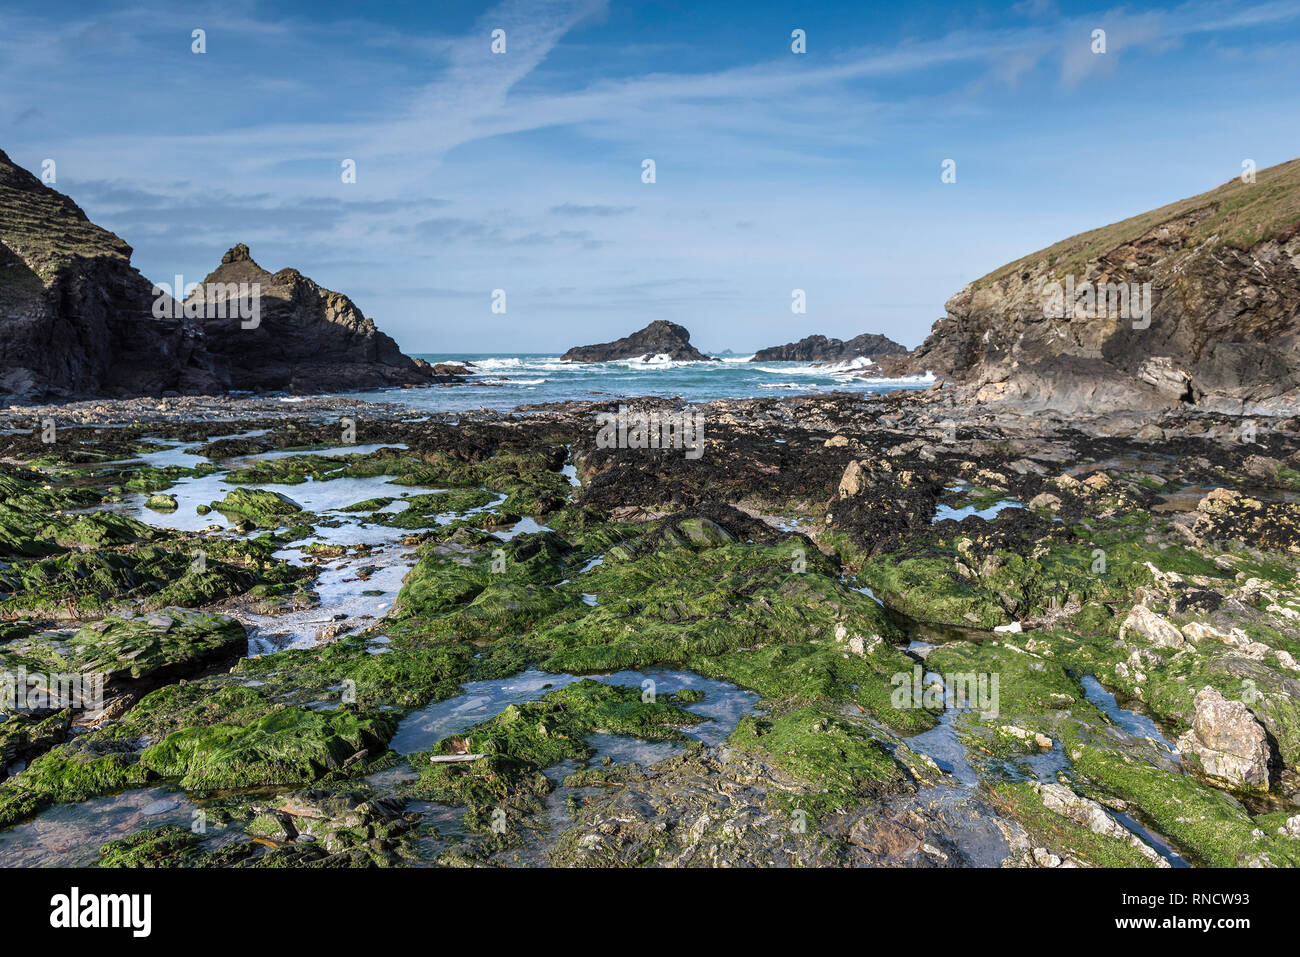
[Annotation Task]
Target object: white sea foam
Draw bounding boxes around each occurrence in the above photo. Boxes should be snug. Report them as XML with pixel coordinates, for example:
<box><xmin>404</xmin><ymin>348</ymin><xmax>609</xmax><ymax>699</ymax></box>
<box><xmin>377</xmin><ymin>353</ymin><xmax>931</xmax><ymax>413</ymax></box>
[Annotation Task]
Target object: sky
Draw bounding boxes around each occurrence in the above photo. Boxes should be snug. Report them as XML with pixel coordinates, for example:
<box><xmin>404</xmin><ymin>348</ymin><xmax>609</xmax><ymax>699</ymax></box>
<box><xmin>2</xmin><ymin>0</ymin><xmax>1299</xmax><ymax>354</ymax></box>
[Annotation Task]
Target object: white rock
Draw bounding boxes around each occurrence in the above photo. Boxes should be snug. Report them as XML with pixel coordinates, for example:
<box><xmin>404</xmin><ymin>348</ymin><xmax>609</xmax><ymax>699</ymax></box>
<box><xmin>1120</xmin><ymin>605</ymin><xmax>1185</xmax><ymax>649</ymax></box>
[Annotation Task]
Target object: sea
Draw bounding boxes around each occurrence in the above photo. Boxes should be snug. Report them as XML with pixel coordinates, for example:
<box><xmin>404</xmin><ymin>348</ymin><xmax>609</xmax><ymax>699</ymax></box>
<box><xmin>345</xmin><ymin>353</ymin><xmax>935</xmax><ymax>413</ymax></box>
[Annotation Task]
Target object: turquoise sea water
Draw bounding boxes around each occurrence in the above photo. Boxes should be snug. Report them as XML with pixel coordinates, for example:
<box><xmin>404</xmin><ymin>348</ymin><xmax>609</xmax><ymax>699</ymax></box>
<box><xmin>346</xmin><ymin>353</ymin><xmax>936</xmax><ymax>413</ymax></box>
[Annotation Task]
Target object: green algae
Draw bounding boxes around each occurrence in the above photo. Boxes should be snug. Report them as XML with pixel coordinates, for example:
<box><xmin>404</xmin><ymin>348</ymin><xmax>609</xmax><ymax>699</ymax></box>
<box><xmin>139</xmin><ymin>707</ymin><xmax>397</xmax><ymax>791</ymax></box>
<box><xmin>404</xmin><ymin>679</ymin><xmax>703</xmax><ymax>839</ymax></box>
<box><xmin>1062</xmin><ymin>720</ymin><xmax>1300</xmax><ymax>867</ymax></box>
<box><xmin>98</xmin><ymin>824</ymin><xmax>209</xmax><ymax>867</ymax></box>
<box><xmin>0</xmin><ymin>472</ymin><xmax>101</xmax><ymax>513</ymax></box>
<box><xmin>0</xmin><ymin>610</ymin><xmax>244</xmax><ymax>699</ymax></box>
<box><xmin>0</xmin><ymin>709</ymin><xmax>71</xmax><ymax>769</ymax></box>
<box><xmin>524</xmin><ymin>542</ymin><xmax>893</xmax><ymax>674</ymax></box>
<box><xmin>0</xmin><ymin>510</ymin><xmax>157</xmax><ymax>559</ymax></box>
<box><xmin>365</xmin><ymin>489</ymin><xmax>498</xmax><ymax>528</ymax></box>
<box><xmin>727</xmin><ymin>707</ymin><xmax>910</xmax><ymax>817</ymax></box>
<box><xmin>0</xmin><ymin>703</ymin><xmax>395</xmax><ymax>828</ymax></box>
<box><xmin>339</xmin><ymin>496</ymin><xmax>395</xmax><ymax>513</ymax></box>
<box><xmin>988</xmin><ymin>781</ymin><xmax>1168</xmax><ymax>868</ymax></box>
<box><xmin>7</xmin><ymin>414</ymin><xmax>1299</xmax><ymax>869</ymax></box>
<box><xmin>68</xmin><ymin>609</ymin><xmax>245</xmax><ymax>682</ymax></box>
<box><xmin>124</xmin><ymin>463</ymin><xmax>221</xmax><ymax>493</ymax></box>
<box><xmin>921</xmin><ymin>634</ymin><xmax>1300</xmax><ymax>868</ymax></box>
<box><xmin>0</xmin><ymin>537</ymin><xmax>303</xmax><ymax>619</ymax></box>
<box><xmin>856</xmin><ymin>515</ymin><xmax>1225</xmax><ymax>630</ymax></box>
<box><xmin>209</xmin><ymin>488</ymin><xmax>304</xmax><ymax>527</ymax></box>
<box><xmin>0</xmin><ymin>743</ymin><xmax>155</xmax><ymax>827</ymax></box>
<box><xmin>690</xmin><ymin>641</ymin><xmax>936</xmax><ymax>733</ymax></box>
<box><xmin>220</xmin><ymin>445</ymin><xmax>572</xmax><ymax>521</ymax></box>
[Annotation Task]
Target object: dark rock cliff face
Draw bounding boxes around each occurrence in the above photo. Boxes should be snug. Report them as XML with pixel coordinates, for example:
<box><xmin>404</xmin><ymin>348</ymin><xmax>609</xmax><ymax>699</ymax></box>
<box><xmin>561</xmin><ymin>320</ymin><xmax>716</xmax><ymax>362</ymax></box>
<box><xmin>0</xmin><ymin>148</ymin><xmax>217</xmax><ymax>400</ymax></box>
<box><xmin>900</xmin><ymin>159</ymin><xmax>1300</xmax><ymax>415</ymax></box>
<box><xmin>750</xmin><ymin>333</ymin><xmax>908</xmax><ymax>363</ymax></box>
<box><xmin>0</xmin><ymin>148</ymin><xmax>442</xmax><ymax>401</ymax></box>
<box><xmin>189</xmin><ymin>244</ymin><xmax>438</xmax><ymax>393</ymax></box>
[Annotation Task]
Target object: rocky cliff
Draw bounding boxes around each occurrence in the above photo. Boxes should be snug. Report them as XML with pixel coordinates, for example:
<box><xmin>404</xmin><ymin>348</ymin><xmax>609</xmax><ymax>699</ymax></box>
<box><xmin>751</xmin><ymin>332</ymin><xmax>907</xmax><ymax>363</ymax></box>
<box><xmin>188</xmin><ymin>245</ymin><xmax>439</xmax><ymax>393</ymax></box>
<box><xmin>561</xmin><ymin>320</ymin><xmax>715</xmax><ymax>362</ymax></box>
<box><xmin>904</xmin><ymin>158</ymin><xmax>1300</xmax><ymax>415</ymax></box>
<box><xmin>0</xmin><ymin>148</ymin><xmax>217</xmax><ymax>400</ymax></box>
<box><xmin>0</xmin><ymin>148</ymin><xmax>443</xmax><ymax>401</ymax></box>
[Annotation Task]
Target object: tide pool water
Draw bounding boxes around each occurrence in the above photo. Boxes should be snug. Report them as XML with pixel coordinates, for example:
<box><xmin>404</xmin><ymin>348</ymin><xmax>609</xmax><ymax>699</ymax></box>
<box><xmin>345</xmin><ymin>353</ymin><xmax>935</xmax><ymax>413</ymax></box>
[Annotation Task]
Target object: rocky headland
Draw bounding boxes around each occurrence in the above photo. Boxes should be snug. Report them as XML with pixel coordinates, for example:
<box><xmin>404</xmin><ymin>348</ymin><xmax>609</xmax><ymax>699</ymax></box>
<box><xmin>883</xmin><ymin>158</ymin><xmax>1300</xmax><ymax>415</ymax></box>
<box><xmin>188</xmin><ymin>244</ymin><xmax>445</xmax><ymax>394</ymax></box>
<box><xmin>0</xmin><ymin>149</ymin><xmax>454</xmax><ymax>402</ymax></box>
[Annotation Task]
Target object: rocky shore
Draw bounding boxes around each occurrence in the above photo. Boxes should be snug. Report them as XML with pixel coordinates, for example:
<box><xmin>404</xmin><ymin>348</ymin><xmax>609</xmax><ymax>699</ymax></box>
<box><xmin>1</xmin><ymin>385</ymin><xmax>1297</xmax><ymax>868</ymax></box>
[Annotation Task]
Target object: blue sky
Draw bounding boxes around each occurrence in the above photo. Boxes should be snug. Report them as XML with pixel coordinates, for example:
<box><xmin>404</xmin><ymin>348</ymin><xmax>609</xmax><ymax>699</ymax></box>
<box><xmin>2</xmin><ymin>0</ymin><xmax>1299</xmax><ymax>354</ymax></box>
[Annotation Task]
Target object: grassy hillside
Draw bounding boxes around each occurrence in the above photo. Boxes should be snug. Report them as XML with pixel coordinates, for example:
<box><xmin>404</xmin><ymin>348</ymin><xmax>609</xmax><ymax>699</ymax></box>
<box><xmin>0</xmin><ymin>148</ymin><xmax>132</xmax><ymax>286</ymax></box>
<box><xmin>976</xmin><ymin>157</ymin><xmax>1300</xmax><ymax>288</ymax></box>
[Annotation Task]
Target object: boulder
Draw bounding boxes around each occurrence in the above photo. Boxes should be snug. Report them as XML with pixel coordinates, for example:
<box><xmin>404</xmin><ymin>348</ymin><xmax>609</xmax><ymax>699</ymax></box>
<box><xmin>1176</xmin><ymin>687</ymin><xmax>1271</xmax><ymax>790</ymax></box>
<box><xmin>1119</xmin><ymin>605</ymin><xmax>1185</xmax><ymax>649</ymax></box>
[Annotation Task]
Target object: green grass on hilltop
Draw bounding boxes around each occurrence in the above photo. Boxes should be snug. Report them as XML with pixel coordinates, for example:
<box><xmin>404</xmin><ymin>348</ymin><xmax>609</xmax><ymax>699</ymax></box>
<box><xmin>976</xmin><ymin>156</ymin><xmax>1300</xmax><ymax>287</ymax></box>
<box><xmin>0</xmin><ymin>148</ymin><xmax>133</xmax><ymax>283</ymax></box>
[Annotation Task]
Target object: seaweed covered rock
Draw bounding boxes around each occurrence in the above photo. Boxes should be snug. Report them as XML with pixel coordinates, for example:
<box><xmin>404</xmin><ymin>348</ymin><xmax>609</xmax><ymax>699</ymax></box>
<box><xmin>826</xmin><ymin>458</ymin><xmax>941</xmax><ymax>554</ymax></box>
<box><xmin>0</xmin><ymin>540</ymin><xmax>289</xmax><ymax>619</ymax></box>
<box><xmin>0</xmin><ymin>610</ymin><xmax>245</xmax><ymax>703</ymax></box>
<box><xmin>0</xmin><ymin>710</ymin><xmax>72</xmax><ymax>777</ymax></box>
<box><xmin>260</xmin><ymin>788</ymin><xmax>421</xmax><ymax>862</ymax></box>
<box><xmin>141</xmin><ymin>706</ymin><xmax>396</xmax><ymax>791</ymax></box>
<box><xmin>98</xmin><ymin>824</ymin><xmax>210</xmax><ymax>868</ymax></box>
<box><xmin>209</xmin><ymin>488</ymin><xmax>303</xmax><ymax>527</ymax></box>
<box><xmin>70</xmin><ymin>609</ymin><xmax>245</xmax><ymax>686</ymax></box>
<box><xmin>1192</xmin><ymin>487</ymin><xmax>1300</xmax><ymax>553</ymax></box>
<box><xmin>406</xmin><ymin>680</ymin><xmax>704</xmax><ymax>843</ymax></box>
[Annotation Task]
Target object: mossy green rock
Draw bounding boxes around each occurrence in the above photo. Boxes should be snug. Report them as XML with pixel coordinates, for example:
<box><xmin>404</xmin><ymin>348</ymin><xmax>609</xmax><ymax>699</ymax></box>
<box><xmin>68</xmin><ymin>609</ymin><xmax>245</xmax><ymax>683</ymax></box>
<box><xmin>728</xmin><ymin>708</ymin><xmax>911</xmax><ymax>816</ymax></box>
<box><xmin>99</xmin><ymin>824</ymin><xmax>208</xmax><ymax>867</ymax></box>
<box><xmin>140</xmin><ymin>707</ymin><xmax>397</xmax><ymax>790</ymax></box>
<box><xmin>210</xmin><ymin>488</ymin><xmax>303</xmax><ymax>527</ymax></box>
